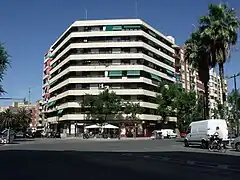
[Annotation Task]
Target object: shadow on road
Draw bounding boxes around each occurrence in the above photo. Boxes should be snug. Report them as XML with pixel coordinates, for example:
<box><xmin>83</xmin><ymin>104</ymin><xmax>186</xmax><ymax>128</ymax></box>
<box><xmin>0</xmin><ymin>149</ymin><xmax>239</xmax><ymax>180</ymax></box>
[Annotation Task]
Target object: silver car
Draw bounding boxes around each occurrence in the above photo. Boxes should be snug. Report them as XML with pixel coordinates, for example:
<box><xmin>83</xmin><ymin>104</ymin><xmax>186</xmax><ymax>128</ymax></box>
<box><xmin>232</xmin><ymin>136</ymin><xmax>240</xmax><ymax>151</ymax></box>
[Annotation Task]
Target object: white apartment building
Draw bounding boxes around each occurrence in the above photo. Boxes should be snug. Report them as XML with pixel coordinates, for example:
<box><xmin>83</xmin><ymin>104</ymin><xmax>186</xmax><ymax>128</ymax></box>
<box><xmin>209</xmin><ymin>68</ymin><xmax>228</xmax><ymax>118</ymax></box>
<box><xmin>42</xmin><ymin>19</ymin><xmax>176</xmax><ymax>136</ymax></box>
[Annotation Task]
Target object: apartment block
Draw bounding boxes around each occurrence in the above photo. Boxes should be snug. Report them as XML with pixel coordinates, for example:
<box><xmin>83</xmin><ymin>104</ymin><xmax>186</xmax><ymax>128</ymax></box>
<box><xmin>174</xmin><ymin>46</ymin><xmax>228</xmax><ymax>117</ymax></box>
<box><xmin>42</xmin><ymin>19</ymin><xmax>177</xmax><ymax>136</ymax></box>
<box><xmin>173</xmin><ymin>45</ymin><xmax>204</xmax><ymax>94</ymax></box>
<box><xmin>209</xmin><ymin>68</ymin><xmax>228</xmax><ymax>117</ymax></box>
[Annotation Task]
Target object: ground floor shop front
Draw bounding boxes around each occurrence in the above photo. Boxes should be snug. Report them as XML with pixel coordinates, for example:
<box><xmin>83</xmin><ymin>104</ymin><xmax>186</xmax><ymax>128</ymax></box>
<box><xmin>48</xmin><ymin>120</ymin><xmax>177</xmax><ymax>138</ymax></box>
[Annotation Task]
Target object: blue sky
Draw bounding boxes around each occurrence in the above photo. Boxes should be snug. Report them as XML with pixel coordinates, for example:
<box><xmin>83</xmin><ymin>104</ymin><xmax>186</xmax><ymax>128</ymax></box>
<box><xmin>0</xmin><ymin>0</ymin><xmax>240</xmax><ymax>106</ymax></box>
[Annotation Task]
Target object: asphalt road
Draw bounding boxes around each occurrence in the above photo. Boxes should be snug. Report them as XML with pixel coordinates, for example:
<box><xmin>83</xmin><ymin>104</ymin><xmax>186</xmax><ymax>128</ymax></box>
<box><xmin>0</xmin><ymin>139</ymin><xmax>240</xmax><ymax>180</ymax></box>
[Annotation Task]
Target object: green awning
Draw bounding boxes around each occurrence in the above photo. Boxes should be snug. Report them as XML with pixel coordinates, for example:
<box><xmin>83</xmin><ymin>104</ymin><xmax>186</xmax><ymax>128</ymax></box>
<box><xmin>46</xmin><ymin>55</ymin><xmax>54</xmax><ymax>58</ymax></box>
<box><xmin>176</xmin><ymin>75</ymin><xmax>181</xmax><ymax>81</ymax></box>
<box><xmin>127</xmin><ymin>70</ymin><xmax>140</xmax><ymax>76</ymax></box>
<box><xmin>48</xmin><ymin>101</ymin><xmax>56</xmax><ymax>107</ymax></box>
<box><xmin>123</xmin><ymin>25</ymin><xmax>141</xmax><ymax>29</ymax></box>
<box><xmin>105</xmin><ymin>25</ymin><xmax>122</xmax><ymax>31</ymax></box>
<box><xmin>109</xmin><ymin>71</ymin><xmax>123</xmax><ymax>77</ymax></box>
<box><xmin>57</xmin><ymin>109</ymin><xmax>64</xmax><ymax>115</ymax></box>
<box><xmin>151</xmin><ymin>74</ymin><xmax>161</xmax><ymax>81</ymax></box>
<box><xmin>51</xmin><ymin>62</ymin><xmax>57</xmax><ymax>68</ymax></box>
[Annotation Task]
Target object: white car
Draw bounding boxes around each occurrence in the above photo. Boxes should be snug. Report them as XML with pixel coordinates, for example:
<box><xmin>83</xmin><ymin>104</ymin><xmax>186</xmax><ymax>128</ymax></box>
<box><xmin>160</xmin><ymin>129</ymin><xmax>177</xmax><ymax>138</ymax></box>
<box><xmin>151</xmin><ymin>129</ymin><xmax>177</xmax><ymax>139</ymax></box>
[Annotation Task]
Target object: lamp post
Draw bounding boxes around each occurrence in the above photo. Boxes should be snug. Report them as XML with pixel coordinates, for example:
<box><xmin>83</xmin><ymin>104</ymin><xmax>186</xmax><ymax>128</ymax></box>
<box><xmin>226</xmin><ymin>72</ymin><xmax>240</xmax><ymax>136</ymax></box>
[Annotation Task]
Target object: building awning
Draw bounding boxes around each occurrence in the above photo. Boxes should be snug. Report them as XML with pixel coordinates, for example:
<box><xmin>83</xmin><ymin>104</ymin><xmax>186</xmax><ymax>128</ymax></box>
<box><xmin>48</xmin><ymin>101</ymin><xmax>56</xmax><ymax>107</ymax></box>
<box><xmin>123</xmin><ymin>25</ymin><xmax>141</xmax><ymax>29</ymax></box>
<box><xmin>57</xmin><ymin>109</ymin><xmax>64</xmax><ymax>115</ymax></box>
<box><xmin>109</xmin><ymin>71</ymin><xmax>123</xmax><ymax>77</ymax></box>
<box><xmin>151</xmin><ymin>74</ymin><xmax>161</xmax><ymax>81</ymax></box>
<box><xmin>127</xmin><ymin>70</ymin><xmax>140</xmax><ymax>76</ymax></box>
<box><xmin>105</xmin><ymin>25</ymin><xmax>122</xmax><ymax>31</ymax></box>
<box><xmin>51</xmin><ymin>62</ymin><xmax>57</xmax><ymax>68</ymax></box>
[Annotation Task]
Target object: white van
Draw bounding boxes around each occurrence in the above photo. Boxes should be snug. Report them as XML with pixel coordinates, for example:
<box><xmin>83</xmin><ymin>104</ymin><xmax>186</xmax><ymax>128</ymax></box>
<box><xmin>184</xmin><ymin>119</ymin><xmax>228</xmax><ymax>148</ymax></box>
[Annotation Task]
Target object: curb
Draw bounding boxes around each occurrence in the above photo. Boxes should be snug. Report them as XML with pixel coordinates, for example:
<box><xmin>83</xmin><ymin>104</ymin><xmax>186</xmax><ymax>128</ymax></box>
<box><xmin>121</xmin><ymin>153</ymin><xmax>240</xmax><ymax>172</ymax></box>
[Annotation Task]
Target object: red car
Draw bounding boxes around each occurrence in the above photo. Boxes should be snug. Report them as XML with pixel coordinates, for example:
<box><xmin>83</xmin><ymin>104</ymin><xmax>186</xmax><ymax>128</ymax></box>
<box><xmin>180</xmin><ymin>132</ymin><xmax>187</xmax><ymax>138</ymax></box>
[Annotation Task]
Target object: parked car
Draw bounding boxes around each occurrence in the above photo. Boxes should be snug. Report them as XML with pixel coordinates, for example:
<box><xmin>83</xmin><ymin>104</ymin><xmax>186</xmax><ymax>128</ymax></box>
<box><xmin>150</xmin><ymin>130</ymin><xmax>163</xmax><ymax>140</ymax></box>
<box><xmin>231</xmin><ymin>136</ymin><xmax>240</xmax><ymax>151</ymax></box>
<box><xmin>0</xmin><ymin>129</ymin><xmax>15</xmax><ymax>144</ymax></box>
<box><xmin>180</xmin><ymin>132</ymin><xmax>187</xmax><ymax>138</ymax></box>
<box><xmin>161</xmin><ymin>129</ymin><xmax>177</xmax><ymax>139</ymax></box>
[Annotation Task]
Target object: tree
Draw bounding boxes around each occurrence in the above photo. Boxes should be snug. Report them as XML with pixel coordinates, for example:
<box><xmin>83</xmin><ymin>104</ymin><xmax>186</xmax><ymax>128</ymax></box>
<box><xmin>227</xmin><ymin>89</ymin><xmax>240</xmax><ymax>135</ymax></box>
<box><xmin>184</xmin><ymin>30</ymin><xmax>213</xmax><ymax>119</ymax></box>
<box><xmin>82</xmin><ymin>94</ymin><xmax>97</xmax><ymax>120</ymax></box>
<box><xmin>211</xmin><ymin>101</ymin><xmax>225</xmax><ymax>119</ymax></box>
<box><xmin>82</xmin><ymin>89</ymin><xmax>122</xmax><ymax>124</ymax></box>
<box><xmin>124</xmin><ymin>102</ymin><xmax>143</xmax><ymax>137</ymax></box>
<box><xmin>0</xmin><ymin>42</ymin><xmax>10</xmax><ymax>94</ymax></box>
<box><xmin>15</xmin><ymin>108</ymin><xmax>32</xmax><ymax>131</ymax></box>
<box><xmin>199</xmin><ymin>3</ymin><xmax>240</xmax><ymax>102</ymax></box>
<box><xmin>0</xmin><ymin>109</ymin><xmax>15</xmax><ymax>129</ymax></box>
<box><xmin>124</xmin><ymin>102</ymin><xmax>143</xmax><ymax>121</ymax></box>
<box><xmin>176</xmin><ymin>90</ymin><xmax>198</xmax><ymax>132</ymax></box>
<box><xmin>156</xmin><ymin>82</ymin><xmax>202</xmax><ymax>132</ymax></box>
<box><xmin>96</xmin><ymin>89</ymin><xmax>122</xmax><ymax>123</ymax></box>
<box><xmin>156</xmin><ymin>82</ymin><xmax>180</xmax><ymax>123</ymax></box>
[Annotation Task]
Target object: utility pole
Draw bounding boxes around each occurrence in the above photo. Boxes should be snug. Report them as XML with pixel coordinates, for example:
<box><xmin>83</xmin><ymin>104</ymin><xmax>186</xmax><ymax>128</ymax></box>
<box><xmin>28</xmin><ymin>87</ymin><xmax>31</xmax><ymax>107</ymax></box>
<box><xmin>85</xmin><ymin>9</ymin><xmax>88</xmax><ymax>20</ymax></box>
<box><xmin>135</xmin><ymin>0</ymin><xmax>138</xmax><ymax>18</ymax></box>
<box><xmin>226</xmin><ymin>72</ymin><xmax>240</xmax><ymax>136</ymax></box>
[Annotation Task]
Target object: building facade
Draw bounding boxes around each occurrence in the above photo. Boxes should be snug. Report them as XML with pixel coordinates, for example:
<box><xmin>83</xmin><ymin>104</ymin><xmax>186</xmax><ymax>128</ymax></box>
<box><xmin>43</xmin><ymin>19</ymin><xmax>177</xmax><ymax>136</ymax></box>
<box><xmin>209</xmin><ymin>68</ymin><xmax>228</xmax><ymax>118</ymax></box>
<box><xmin>173</xmin><ymin>45</ymin><xmax>204</xmax><ymax>94</ymax></box>
<box><xmin>174</xmin><ymin>46</ymin><xmax>228</xmax><ymax>117</ymax></box>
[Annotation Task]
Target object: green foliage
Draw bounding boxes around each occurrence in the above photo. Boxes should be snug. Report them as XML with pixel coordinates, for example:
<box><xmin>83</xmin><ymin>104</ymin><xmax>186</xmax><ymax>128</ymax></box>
<box><xmin>184</xmin><ymin>30</ymin><xmax>212</xmax><ymax>119</ymax></box>
<box><xmin>82</xmin><ymin>89</ymin><xmax>122</xmax><ymax>123</ymax></box>
<box><xmin>0</xmin><ymin>42</ymin><xmax>10</xmax><ymax>94</ymax></box>
<box><xmin>211</xmin><ymin>102</ymin><xmax>225</xmax><ymax>119</ymax></box>
<box><xmin>124</xmin><ymin>102</ymin><xmax>143</xmax><ymax>122</ymax></box>
<box><xmin>199</xmin><ymin>3</ymin><xmax>240</xmax><ymax>101</ymax></box>
<box><xmin>0</xmin><ymin>108</ymin><xmax>31</xmax><ymax>130</ymax></box>
<box><xmin>156</xmin><ymin>82</ymin><xmax>181</xmax><ymax>119</ymax></box>
<box><xmin>157</xmin><ymin>82</ymin><xmax>204</xmax><ymax>132</ymax></box>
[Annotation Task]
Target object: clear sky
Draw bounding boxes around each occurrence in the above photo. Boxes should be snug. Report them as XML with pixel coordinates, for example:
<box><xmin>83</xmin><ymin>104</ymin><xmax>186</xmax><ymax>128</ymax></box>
<box><xmin>0</xmin><ymin>0</ymin><xmax>239</xmax><ymax>106</ymax></box>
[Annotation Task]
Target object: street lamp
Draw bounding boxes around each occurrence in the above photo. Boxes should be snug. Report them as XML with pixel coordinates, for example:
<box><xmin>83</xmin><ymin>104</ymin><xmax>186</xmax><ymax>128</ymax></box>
<box><xmin>226</xmin><ymin>72</ymin><xmax>240</xmax><ymax>136</ymax></box>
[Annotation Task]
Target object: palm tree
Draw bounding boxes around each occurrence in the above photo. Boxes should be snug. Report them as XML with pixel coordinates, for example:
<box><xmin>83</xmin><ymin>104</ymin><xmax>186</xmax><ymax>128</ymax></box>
<box><xmin>184</xmin><ymin>30</ymin><xmax>214</xmax><ymax>119</ymax></box>
<box><xmin>0</xmin><ymin>109</ymin><xmax>16</xmax><ymax>129</ymax></box>
<box><xmin>0</xmin><ymin>42</ymin><xmax>10</xmax><ymax>94</ymax></box>
<box><xmin>15</xmin><ymin>108</ymin><xmax>31</xmax><ymax>131</ymax></box>
<box><xmin>199</xmin><ymin>3</ymin><xmax>240</xmax><ymax>102</ymax></box>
